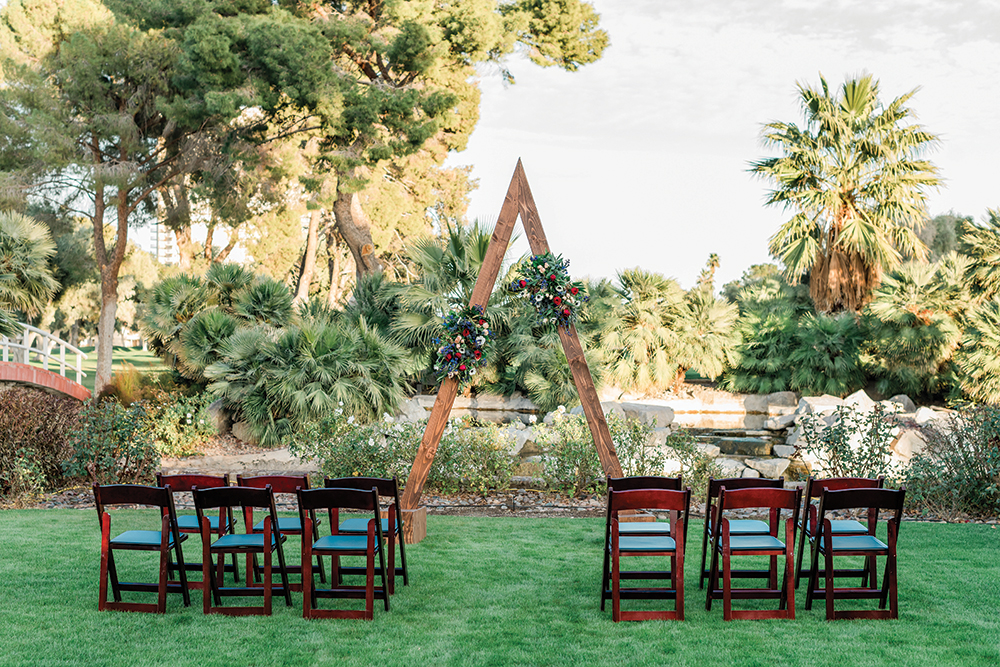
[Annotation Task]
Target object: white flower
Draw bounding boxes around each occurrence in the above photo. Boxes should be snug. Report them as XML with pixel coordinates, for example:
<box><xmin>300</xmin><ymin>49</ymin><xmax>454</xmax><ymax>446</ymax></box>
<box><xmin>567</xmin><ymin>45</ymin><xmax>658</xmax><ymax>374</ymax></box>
<box><xmin>335</xmin><ymin>408</ymin><xmax>343</xmax><ymax>416</ymax></box>
<box><xmin>557</xmin><ymin>405</ymin><xmax>566</xmax><ymax>413</ymax></box>
<box><xmin>529</xmin><ymin>415</ymin><xmax>537</xmax><ymax>424</ymax></box>
<box><xmin>347</xmin><ymin>415</ymin><xmax>356</xmax><ymax>424</ymax></box>
<box><xmin>383</xmin><ymin>413</ymin><xmax>393</xmax><ymax>423</ymax></box>
<box><xmin>338</xmin><ymin>401</ymin><xmax>344</xmax><ymax>407</ymax></box>
<box><xmin>469</xmin><ymin>368</ymin><xmax>477</xmax><ymax>375</ymax></box>
<box><xmin>476</xmin><ymin>336</ymin><xmax>485</xmax><ymax>346</ymax></box>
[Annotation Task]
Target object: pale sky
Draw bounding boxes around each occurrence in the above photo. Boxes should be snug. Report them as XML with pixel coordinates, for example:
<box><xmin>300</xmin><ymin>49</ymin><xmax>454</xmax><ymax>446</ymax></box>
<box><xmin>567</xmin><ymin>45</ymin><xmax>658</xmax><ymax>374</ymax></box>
<box><xmin>446</xmin><ymin>0</ymin><xmax>1000</xmax><ymax>289</ymax></box>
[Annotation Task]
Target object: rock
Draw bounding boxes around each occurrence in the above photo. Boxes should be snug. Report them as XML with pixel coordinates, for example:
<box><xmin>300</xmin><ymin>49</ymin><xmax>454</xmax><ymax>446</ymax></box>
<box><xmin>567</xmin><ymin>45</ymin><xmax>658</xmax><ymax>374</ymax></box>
<box><xmin>746</xmin><ymin>457</ymin><xmax>791</xmax><ymax>479</ymax></box>
<box><xmin>785</xmin><ymin>427</ymin><xmax>800</xmax><ymax>447</ymax></box>
<box><xmin>888</xmin><ymin>394</ymin><xmax>917</xmax><ymax>413</ymax></box>
<box><xmin>772</xmin><ymin>444</ymin><xmax>797</xmax><ymax>458</ymax></box>
<box><xmin>663</xmin><ymin>457</ymin><xmax>683</xmax><ymax>476</ymax></box>
<box><xmin>395</xmin><ymin>397</ymin><xmax>427</xmax><ymax>423</ymax></box>
<box><xmin>768</xmin><ymin>405</ymin><xmax>797</xmax><ymax>417</ymax></box>
<box><xmin>843</xmin><ymin>389</ymin><xmax>876</xmax><ymax>413</ymax></box>
<box><xmin>717</xmin><ymin>437</ymin><xmax>772</xmax><ymax>456</ymax></box>
<box><xmin>796</xmin><ymin>395</ymin><xmax>844</xmax><ymax>415</ymax></box>
<box><xmin>619</xmin><ymin>402</ymin><xmax>674</xmax><ymax>427</ymax></box>
<box><xmin>785</xmin><ymin>458</ymin><xmax>811</xmax><ymax>481</ymax></box>
<box><xmin>767</xmin><ymin>391</ymin><xmax>799</xmax><ymax>407</ymax></box>
<box><xmin>890</xmin><ymin>429</ymin><xmax>927</xmax><ymax>462</ymax></box>
<box><xmin>649</xmin><ymin>428</ymin><xmax>670</xmax><ymax>447</ymax></box>
<box><xmin>207</xmin><ymin>399</ymin><xmax>231</xmax><ymax>435</ymax></box>
<box><xmin>913</xmin><ymin>406</ymin><xmax>940</xmax><ymax>425</ymax></box>
<box><xmin>601</xmin><ymin>401</ymin><xmax>627</xmax><ymax>419</ymax></box>
<box><xmin>715</xmin><ymin>458</ymin><xmax>748</xmax><ymax>477</ymax></box>
<box><xmin>764</xmin><ymin>413</ymin><xmax>797</xmax><ymax>431</ymax></box>
<box><xmin>231</xmin><ymin>421</ymin><xmax>259</xmax><ymax>446</ymax></box>
<box><xmin>694</xmin><ymin>442</ymin><xmax>721</xmax><ymax>458</ymax></box>
<box><xmin>741</xmin><ymin>468</ymin><xmax>761</xmax><ymax>478</ymax></box>
<box><xmin>742</xmin><ymin>394</ymin><xmax>770</xmax><ymax>414</ymax></box>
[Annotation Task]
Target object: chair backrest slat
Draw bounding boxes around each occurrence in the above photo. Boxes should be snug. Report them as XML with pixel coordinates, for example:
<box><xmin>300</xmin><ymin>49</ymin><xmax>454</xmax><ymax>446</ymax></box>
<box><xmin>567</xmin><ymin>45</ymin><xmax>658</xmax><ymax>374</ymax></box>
<box><xmin>325</xmin><ymin>476</ymin><xmax>398</xmax><ymax>499</ymax></box>
<box><xmin>301</xmin><ymin>486</ymin><xmax>378</xmax><ymax>512</ymax></box>
<box><xmin>156</xmin><ymin>473</ymin><xmax>230</xmax><ymax>493</ymax></box>
<box><xmin>607</xmin><ymin>475</ymin><xmax>682</xmax><ymax>492</ymax></box>
<box><xmin>818</xmin><ymin>487</ymin><xmax>905</xmax><ymax>513</ymax></box>
<box><xmin>719</xmin><ymin>486</ymin><xmax>801</xmax><ymax>512</ymax></box>
<box><xmin>193</xmin><ymin>485</ymin><xmax>273</xmax><ymax>510</ymax></box>
<box><xmin>805</xmin><ymin>476</ymin><xmax>884</xmax><ymax>499</ymax></box>
<box><xmin>611</xmin><ymin>487</ymin><xmax>689</xmax><ymax>513</ymax></box>
<box><xmin>94</xmin><ymin>483</ymin><xmax>170</xmax><ymax>510</ymax></box>
<box><xmin>237</xmin><ymin>474</ymin><xmax>310</xmax><ymax>494</ymax></box>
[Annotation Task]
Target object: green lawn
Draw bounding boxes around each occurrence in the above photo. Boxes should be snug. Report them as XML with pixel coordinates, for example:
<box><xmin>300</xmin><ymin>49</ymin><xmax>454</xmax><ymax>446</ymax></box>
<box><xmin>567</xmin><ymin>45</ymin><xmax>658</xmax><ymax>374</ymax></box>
<box><xmin>23</xmin><ymin>346</ymin><xmax>168</xmax><ymax>394</ymax></box>
<box><xmin>0</xmin><ymin>512</ymin><xmax>997</xmax><ymax>667</ymax></box>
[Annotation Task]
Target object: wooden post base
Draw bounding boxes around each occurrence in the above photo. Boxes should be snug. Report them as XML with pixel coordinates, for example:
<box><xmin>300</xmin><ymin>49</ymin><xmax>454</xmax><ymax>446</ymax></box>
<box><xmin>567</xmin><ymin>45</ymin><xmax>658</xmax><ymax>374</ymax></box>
<box><xmin>402</xmin><ymin>507</ymin><xmax>427</xmax><ymax>544</ymax></box>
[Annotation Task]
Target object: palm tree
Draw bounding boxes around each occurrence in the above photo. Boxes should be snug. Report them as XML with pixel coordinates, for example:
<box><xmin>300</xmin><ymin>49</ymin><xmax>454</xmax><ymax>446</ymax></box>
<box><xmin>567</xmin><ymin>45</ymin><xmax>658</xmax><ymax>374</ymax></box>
<box><xmin>671</xmin><ymin>288</ymin><xmax>740</xmax><ymax>390</ymax></box>
<box><xmin>956</xmin><ymin>297</ymin><xmax>1000</xmax><ymax>405</ymax></box>
<box><xmin>752</xmin><ymin>74</ymin><xmax>941</xmax><ymax>313</ymax></box>
<box><xmin>0</xmin><ymin>211</ymin><xmax>59</xmax><ymax>336</ymax></box>
<box><xmin>960</xmin><ymin>210</ymin><xmax>1000</xmax><ymax>300</ymax></box>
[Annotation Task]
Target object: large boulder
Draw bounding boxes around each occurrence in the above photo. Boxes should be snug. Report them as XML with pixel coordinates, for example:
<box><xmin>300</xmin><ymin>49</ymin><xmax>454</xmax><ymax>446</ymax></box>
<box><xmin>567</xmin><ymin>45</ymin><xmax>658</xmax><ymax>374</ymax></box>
<box><xmin>715</xmin><ymin>458</ymin><xmax>747</xmax><ymax>477</ymax></box>
<box><xmin>395</xmin><ymin>397</ymin><xmax>428</xmax><ymax>423</ymax></box>
<box><xmin>619</xmin><ymin>402</ymin><xmax>675</xmax><ymax>428</ymax></box>
<box><xmin>888</xmin><ymin>394</ymin><xmax>917</xmax><ymax>413</ymax></box>
<box><xmin>207</xmin><ymin>399</ymin><xmax>232</xmax><ymax>434</ymax></box>
<box><xmin>796</xmin><ymin>394</ymin><xmax>844</xmax><ymax>415</ymax></box>
<box><xmin>890</xmin><ymin>429</ymin><xmax>927</xmax><ymax>462</ymax></box>
<box><xmin>231</xmin><ymin>421</ymin><xmax>259</xmax><ymax>447</ymax></box>
<box><xmin>764</xmin><ymin>413</ymin><xmax>797</xmax><ymax>431</ymax></box>
<box><xmin>746</xmin><ymin>457</ymin><xmax>791</xmax><ymax>479</ymax></box>
<box><xmin>843</xmin><ymin>389</ymin><xmax>876</xmax><ymax>413</ymax></box>
<box><xmin>767</xmin><ymin>391</ymin><xmax>799</xmax><ymax>407</ymax></box>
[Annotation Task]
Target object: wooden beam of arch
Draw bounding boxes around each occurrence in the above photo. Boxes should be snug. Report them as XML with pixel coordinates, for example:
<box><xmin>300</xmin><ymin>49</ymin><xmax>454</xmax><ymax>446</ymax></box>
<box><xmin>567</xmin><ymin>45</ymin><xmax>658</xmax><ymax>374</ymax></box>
<box><xmin>400</xmin><ymin>160</ymin><xmax>624</xmax><ymax>511</ymax></box>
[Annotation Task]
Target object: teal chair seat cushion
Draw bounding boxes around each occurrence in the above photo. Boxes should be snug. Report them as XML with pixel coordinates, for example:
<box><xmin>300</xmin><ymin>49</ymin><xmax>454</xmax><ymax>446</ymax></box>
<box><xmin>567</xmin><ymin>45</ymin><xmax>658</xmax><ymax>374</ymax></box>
<box><xmin>614</xmin><ymin>535</ymin><xmax>676</xmax><ymax>552</ymax></box>
<box><xmin>725</xmin><ymin>534</ymin><xmax>785</xmax><ymax>551</ymax></box>
<box><xmin>339</xmin><ymin>518</ymin><xmax>398</xmax><ymax>534</ymax></box>
<box><xmin>313</xmin><ymin>534</ymin><xmax>381</xmax><ymax>552</ymax></box>
<box><xmin>176</xmin><ymin>514</ymin><xmax>230</xmax><ymax>532</ymax></box>
<box><xmin>804</xmin><ymin>518</ymin><xmax>868</xmax><ymax>535</ymax></box>
<box><xmin>212</xmin><ymin>533</ymin><xmax>281</xmax><ymax>550</ymax></box>
<box><xmin>252</xmin><ymin>516</ymin><xmax>304</xmax><ymax>533</ymax></box>
<box><xmin>712</xmin><ymin>519</ymin><xmax>770</xmax><ymax>535</ymax></box>
<box><xmin>820</xmin><ymin>534</ymin><xmax>887</xmax><ymax>552</ymax></box>
<box><xmin>110</xmin><ymin>530</ymin><xmax>184</xmax><ymax>548</ymax></box>
<box><xmin>617</xmin><ymin>522</ymin><xmax>671</xmax><ymax>535</ymax></box>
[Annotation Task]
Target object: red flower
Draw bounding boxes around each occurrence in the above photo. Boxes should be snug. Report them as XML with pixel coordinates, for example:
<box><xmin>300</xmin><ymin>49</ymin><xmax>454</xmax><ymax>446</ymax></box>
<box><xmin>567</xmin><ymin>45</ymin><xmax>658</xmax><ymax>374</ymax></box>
<box><xmin>553</xmin><ymin>296</ymin><xmax>562</xmax><ymax>305</ymax></box>
<box><xmin>474</xmin><ymin>350</ymin><xmax>482</xmax><ymax>359</ymax></box>
<box><xmin>570</xmin><ymin>287</ymin><xmax>579</xmax><ymax>295</ymax></box>
<box><xmin>455</xmin><ymin>353</ymin><xmax>462</xmax><ymax>359</ymax></box>
<box><xmin>463</xmin><ymin>328</ymin><xmax>471</xmax><ymax>337</ymax></box>
<box><xmin>549</xmin><ymin>274</ymin><xmax>556</xmax><ymax>280</ymax></box>
<box><xmin>446</xmin><ymin>354</ymin><xmax>452</xmax><ymax>360</ymax></box>
<box><xmin>459</xmin><ymin>364</ymin><xmax>466</xmax><ymax>371</ymax></box>
<box><xmin>479</xmin><ymin>320</ymin><xmax>486</xmax><ymax>325</ymax></box>
<box><xmin>563</xmin><ymin>308</ymin><xmax>571</xmax><ymax>315</ymax></box>
<box><xmin>519</xmin><ymin>280</ymin><xmax>526</xmax><ymax>287</ymax></box>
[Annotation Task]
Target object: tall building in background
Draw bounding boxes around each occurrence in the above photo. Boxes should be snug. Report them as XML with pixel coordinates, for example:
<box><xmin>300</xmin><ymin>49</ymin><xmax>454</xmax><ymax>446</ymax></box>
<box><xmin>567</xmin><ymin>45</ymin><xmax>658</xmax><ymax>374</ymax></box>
<box><xmin>152</xmin><ymin>220</ymin><xmax>178</xmax><ymax>264</ymax></box>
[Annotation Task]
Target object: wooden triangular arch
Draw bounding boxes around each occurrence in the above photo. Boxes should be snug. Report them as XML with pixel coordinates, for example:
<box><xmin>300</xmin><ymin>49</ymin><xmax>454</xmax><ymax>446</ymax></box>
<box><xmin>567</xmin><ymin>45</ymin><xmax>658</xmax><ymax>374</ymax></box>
<box><xmin>400</xmin><ymin>161</ymin><xmax>624</xmax><ymax>530</ymax></box>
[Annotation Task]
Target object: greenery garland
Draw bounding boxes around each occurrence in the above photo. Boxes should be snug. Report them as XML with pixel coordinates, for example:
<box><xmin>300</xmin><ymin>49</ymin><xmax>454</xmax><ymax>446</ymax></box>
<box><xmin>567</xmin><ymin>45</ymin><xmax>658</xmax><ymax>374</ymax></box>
<box><xmin>432</xmin><ymin>305</ymin><xmax>494</xmax><ymax>387</ymax></box>
<box><xmin>509</xmin><ymin>252</ymin><xmax>588</xmax><ymax>328</ymax></box>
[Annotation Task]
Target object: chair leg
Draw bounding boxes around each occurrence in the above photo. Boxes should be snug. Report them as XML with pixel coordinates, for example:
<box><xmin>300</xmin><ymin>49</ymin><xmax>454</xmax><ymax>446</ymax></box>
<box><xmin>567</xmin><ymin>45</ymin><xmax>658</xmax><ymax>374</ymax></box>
<box><xmin>365</xmin><ymin>537</ymin><xmax>375</xmax><ymax>620</ymax></box>
<box><xmin>397</xmin><ymin>526</ymin><xmax>409</xmax><ymax>585</ymax></box>
<box><xmin>600</xmin><ymin>545</ymin><xmax>611</xmax><ymax>611</ymax></box>
<box><xmin>699</xmin><ymin>521</ymin><xmax>710</xmax><ymax>589</ymax></box>
<box><xmin>387</xmin><ymin>530</ymin><xmax>396</xmax><ymax>596</ymax></box>
<box><xmin>156</xmin><ymin>542</ymin><xmax>169</xmax><ymax>614</ymax></box>
<box><xmin>794</xmin><ymin>522</ymin><xmax>808</xmax><ymax>588</ymax></box>
<box><xmin>99</xmin><ymin>514</ymin><xmax>112</xmax><ymax>611</ymax></box>
<box><xmin>722</xmin><ymin>541</ymin><xmax>733</xmax><ymax>621</ymax></box>
<box><xmin>302</xmin><ymin>531</ymin><xmax>313</xmax><ymax>619</ymax></box>
<box><xmin>611</xmin><ymin>541</ymin><xmax>621</xmax><ymax>622</ymax></box>
<box><xmin>824</xmin><ymin>544</ymin><xmax>837</xmax><ymax>620</ymax></box>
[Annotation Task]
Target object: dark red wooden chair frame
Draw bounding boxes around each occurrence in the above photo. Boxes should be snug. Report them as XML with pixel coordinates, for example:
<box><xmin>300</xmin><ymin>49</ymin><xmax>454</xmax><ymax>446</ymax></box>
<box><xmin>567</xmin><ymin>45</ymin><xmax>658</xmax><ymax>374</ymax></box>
<box><xmin>606</xmin><ymin>487</ymin><xmax>690</xmax><ymax>622</ymax></box>
<box><xmin>192</xmin><ymin>484</ymin><xmax>292</xmax><ymax>616</ymax></box>
<box><xmin>94</xmin><ymin>483</ymin><xmax>191</xmax><ymax>613</ymax></box>
<box><xmin>600</xmin><ymin>475</ymin><xmax>685</xmax><ymax>612</ymax></box>
<box><xmin>236</xmin><ymin>473</ymin><xmax>325</xmax><ymax>591</ymax></box>
<box><xmin>325</xmin><ymin>476</ymin><xmax>408</xmax><ymax>594</ymax></box>
<box><xmin>699</xmin><ymin>476</ymin><xmax>785</xmax><ymax>589</ymax></box>
<box><xmin>298</xmin><ymin>486</ymin><xmax>390</xmax><ymax>620</ymax></box>
<box><xmin>794</xmin><ymin>476</ymin><xmax>884</xmax><ymax>589</ymax></box>
<box><xmin>156</xmin><ymin>472</ymin><xmax>239</xmax><ymax>589</ymax></box>
<box><xmin>805</xmin><ymin>486</ymin><xmax>905</xmax><ymax>620</ymax></box>
<box><xmin>705</xmin><ymin>485</ymin><xmax>802</xmax><ymax>621</ymax></box>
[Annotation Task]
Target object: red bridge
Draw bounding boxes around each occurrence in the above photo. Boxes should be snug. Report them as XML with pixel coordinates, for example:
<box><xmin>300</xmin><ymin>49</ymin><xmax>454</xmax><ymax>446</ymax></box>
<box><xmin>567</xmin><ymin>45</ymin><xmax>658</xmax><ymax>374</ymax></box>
<box><xmin>0</xmin><ymin>324</ymin><xmax>91</xmax><ymax>401</ymax></box>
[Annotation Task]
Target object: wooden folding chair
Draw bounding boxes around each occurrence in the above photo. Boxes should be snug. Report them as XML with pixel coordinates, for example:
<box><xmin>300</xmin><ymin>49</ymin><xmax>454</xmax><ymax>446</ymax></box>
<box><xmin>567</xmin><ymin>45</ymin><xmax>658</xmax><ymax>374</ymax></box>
<box><xmin>705</xmin><ymin>485</ymin><xmax>801</xmax><ymax>620</ymax></box>
<box><xmin>805</xmin><ymin>487</ymin><xmax>906</xmax><ymax>620</ymax></box>
<box><xmin>237</xmin><ymin>473</ymin><xmax>325</xmax><ymax>591</ymax></box>
<box><xmin>606</xmin><ymin>487</ymin><xmax>690</xmax><ymax>622</ymax></box>
<box><xmin>699</xmin><ymin>476</ymin><xmax>785</xmax><ymax>589</ymax></box>
<box><xmin>156</xmin><ymin>473</ymin><xmax>239</xmax><ymax>588</ymax></box>
<box><xmin>325</xmin><ymin>476</ymin><xmax>408</xmax><ymax>594</ymax></box>
<box><xmin>192</xmin><ymin>484</ymin><xmax>292</xmax><ymax>616</ymax></box>
<box><xmin>298</xmin><ymin>486</ymin><xmax>390</xmax><ymax>620</ymax></box>
<box><xmin>94</xmin><ymin>483</ymin><xmax>191</xmax><ymax>613</ymax></box>
<box><xmin>600</xmin><ymin>475</ymin><xmax>685</xmax><ymax>611</ymax></box>
<box><xmin>794</xmin><ymin>476</ymin><xmax>884</xmax><ymax>589</ymax></box>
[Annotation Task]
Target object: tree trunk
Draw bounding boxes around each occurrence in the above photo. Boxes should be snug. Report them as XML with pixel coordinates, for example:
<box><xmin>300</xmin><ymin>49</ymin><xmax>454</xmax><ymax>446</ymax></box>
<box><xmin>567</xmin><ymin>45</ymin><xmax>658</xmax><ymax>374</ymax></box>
<box><xmin>326</xmin><ymin>235</ymin><xmax>343</xmax><ymax>308</ymax></box>
<box><xmin>333</xmin><ymin>167</ymin><xmax>382</xmax><ymax>279</ymax></box>
<box><xmin>173</xmin><ymin>226</ymin><xmax>195</xmax><ymax>271</ymax></box>
<box><xmin>294</xmin><ymin>208</ymin><xmax>323</xmax><ymax>304</ymax></box>
<box><xmin>91</xmin><ymin>183</ymin><xmax>130</xmax><ymax>397</ymax></box>
<box><xmin>204</xmin><ymin>222</ymin><xmax>215</xmax><ymax>260</ymax></box>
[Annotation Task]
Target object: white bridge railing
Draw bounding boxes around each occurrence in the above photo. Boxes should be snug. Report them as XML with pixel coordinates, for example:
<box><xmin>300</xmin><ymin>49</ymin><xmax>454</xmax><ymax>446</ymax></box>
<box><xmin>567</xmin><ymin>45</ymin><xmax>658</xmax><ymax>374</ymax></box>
<box><xmin>1</xmin><ymin>323</ymin><xmax>88</xmax><ymax>384</ymax></box>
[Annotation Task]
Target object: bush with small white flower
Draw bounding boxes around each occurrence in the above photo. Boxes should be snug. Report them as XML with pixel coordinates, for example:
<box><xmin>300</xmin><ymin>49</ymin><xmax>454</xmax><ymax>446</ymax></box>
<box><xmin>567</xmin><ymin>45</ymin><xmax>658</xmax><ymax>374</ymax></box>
<box><xmin>509</xmin><ymin>252</ymin><xmax>588</xmax><ymax>329</ymax></box>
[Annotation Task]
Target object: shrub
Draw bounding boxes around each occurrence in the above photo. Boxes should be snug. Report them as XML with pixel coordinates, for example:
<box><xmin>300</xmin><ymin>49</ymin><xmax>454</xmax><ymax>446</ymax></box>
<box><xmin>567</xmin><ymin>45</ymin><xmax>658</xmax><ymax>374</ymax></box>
<box><xmin>904</xmin><ymin>405</ymin><xmax>1000</xmax><ymax>519</ymax></box>
<box><xmin>288</xmin><ymin>413</ymin><xmax>518</xmax><ymax>495</ymax></box>
<box><xmin>660</xmin><ymin>429</ymin><xmax>722</xmax><ymax>501</ymax></box>
<box><xmin>797</xmin><ymin>403</ymin><xmax>900</xmax><ymax>480</ymax></box>
<box><xmin>534</xmin><ymin>412</ymin><xmax>667</xmax><ymax>497</ymax></box>
<box><xmin>0</xmin><ymin>387</ymin><xmax>80</xmax><ymax>502</ymax></box>
<box><xmin>144</xmin><ymin>389</ymin><xmax>217</xmax><ymax>457</ymax></box>
<box><xmin>788</xmin><ymin>312</ymin><xmax>865</xmax><ymax>397</ymax></box>
<box><xmin>63</xmin><ymin>400</ymin><xmax>159</xmax><ymax>485</ymax></box>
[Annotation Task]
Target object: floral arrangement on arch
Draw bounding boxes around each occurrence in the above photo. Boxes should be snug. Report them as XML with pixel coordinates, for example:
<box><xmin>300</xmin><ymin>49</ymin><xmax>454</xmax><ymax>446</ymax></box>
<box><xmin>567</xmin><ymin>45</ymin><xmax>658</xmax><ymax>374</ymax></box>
<box><xmin>432</xmin><ymin>304</ymin><xmax>494</xmax><ymax>387</ymax></box>
<box><xmin>509</xmin><ymin>252</ymin><xmax>588</xmax><ymax>329</ymax></box>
